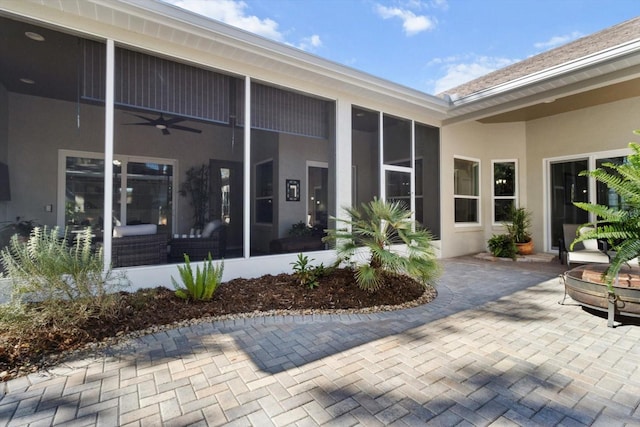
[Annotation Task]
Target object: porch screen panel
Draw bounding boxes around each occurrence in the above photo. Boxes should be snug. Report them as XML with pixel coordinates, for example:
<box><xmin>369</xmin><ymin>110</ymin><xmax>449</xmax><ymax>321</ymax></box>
<box><xmin>81</xmin><ymin>41</ymin><xmax>244</xmax><ymax>124</ymax></box>
<box><xmin>81</xmin><ymin>40</ymin><xmax>106</xmax><ymax>102</ymax></box>
<box><xmin>251</xmin><ymin>83</ymin><xmax>329</xmax><ymax>138</ymax></box>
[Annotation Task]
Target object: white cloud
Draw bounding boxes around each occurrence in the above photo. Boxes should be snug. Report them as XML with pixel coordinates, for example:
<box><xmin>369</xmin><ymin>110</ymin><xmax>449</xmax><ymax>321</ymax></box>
<box><xmin>534</xmin><ymin>31</ymin><xmax>584</xmax><ymax>50</ymax></box>
<box><xmin>375</xmin><ymin>4</ymin><xmax>436</xmax><ymax>36</ymax></box>
<box><xmin>431</xmin><ymin>55</ymin><xmax>518</xmax><ymax>94</ymax></box>
<box><xmin>163</xmin><ymin>0</ymin><xmax>324</xmax><ymax>52</ymax></box>
<box><xmin>297</xmin><ymin>34</ymin><xmax>323</xmax><ymax>51</ymax></box>
<box><xmin>163</xmin><ymin>0</ymin><xmax>284</xmax><ymax>41</ymax></box>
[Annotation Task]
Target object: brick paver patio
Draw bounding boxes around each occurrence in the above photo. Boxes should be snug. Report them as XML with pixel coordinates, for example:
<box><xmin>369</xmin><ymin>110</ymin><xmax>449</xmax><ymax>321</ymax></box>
<box><xmin>1</xmin><ymin>257</ymin><xmax>640</xmax><ymax>426</ymax></box>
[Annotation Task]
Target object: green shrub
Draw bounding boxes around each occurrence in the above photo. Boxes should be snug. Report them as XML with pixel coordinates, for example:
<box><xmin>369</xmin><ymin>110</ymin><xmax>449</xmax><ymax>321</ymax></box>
<box><xmin>1</xmin><ymin>226</ymin><xmax>125</xmax><ymax>302</ymax></box>
<box><xmin>324</xmin><ymin>198</ymin><xmax>440</xmax><ymax>291</ymax></box>
<box><xmin>172</xmin><ymin>253</ymin><xmax>224</xmax><ymax>301</ymax></box>
<box><xmin>487</xmin><ymin>234</ymin><xmax>517</xmax><ymax>259</ymax></box>
<box><xmin>0</xmin><ymin>226</ymin><xmax>127</xmax><ymax>333</ymax></box>
<box><xmin>290</xmin><ymin>253</ymin><xmax>329</xmax><ymax>289</ymax></box>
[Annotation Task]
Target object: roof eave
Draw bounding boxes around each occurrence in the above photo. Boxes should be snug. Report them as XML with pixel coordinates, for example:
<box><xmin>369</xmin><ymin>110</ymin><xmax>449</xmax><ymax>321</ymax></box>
<box><xmin>442</xmin><ymin>38</ymin><xmax>640</xmax><ymax>123</ymax></box>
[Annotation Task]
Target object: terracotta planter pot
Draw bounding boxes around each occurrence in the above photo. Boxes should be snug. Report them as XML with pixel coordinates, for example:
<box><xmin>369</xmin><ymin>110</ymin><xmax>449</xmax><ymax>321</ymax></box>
<box><xmin>516</xmin><ymin>240</ymin><xmax>534</xmax><ymax>255</ymax></box>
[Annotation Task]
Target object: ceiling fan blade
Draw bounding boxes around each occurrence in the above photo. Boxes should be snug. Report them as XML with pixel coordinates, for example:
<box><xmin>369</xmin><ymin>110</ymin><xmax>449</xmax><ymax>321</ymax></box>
<box><xmin>123</xmin><ymin>122</ymin><xmax>155</xmax><ymax>127</ymax></box>
<box><xmin>162</xmin><ymin>128</ymin><xmax>171</xmax><ymax>136</ymax></box>
<box><xmin>163</xmin><ymin>116</ymin><xmax>187</xmax><ymax>125</ymax></box>
<box><xmin>126</xmin><ymin>113</ymin><xmax>156</xmax><ymax>123</ymax></box>
<box><xmin>169</xmin><ymin>124</ymin><xmax>202</xmax><ymax>134</ymax></box>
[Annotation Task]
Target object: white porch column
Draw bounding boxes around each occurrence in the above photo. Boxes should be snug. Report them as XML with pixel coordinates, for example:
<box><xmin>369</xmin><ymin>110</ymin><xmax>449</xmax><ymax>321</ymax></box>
<box><xmin>378</xmin><ymin>112</ymin><xmax>385</xmax><ymax>201</ymax></box>
<box><xmin>243</xmin><ymin>76</ymin><xmax>251</xmax><ymax>258</ymax></box>
<box><xmin>102</xmin><ymin>39</ymin><xmax>115</xmax><ymax>272</ymax></box>
<box><xmin>334</xmin><ymin>98</ymin><xmax>352</xmax><ymax>218</ymax></box>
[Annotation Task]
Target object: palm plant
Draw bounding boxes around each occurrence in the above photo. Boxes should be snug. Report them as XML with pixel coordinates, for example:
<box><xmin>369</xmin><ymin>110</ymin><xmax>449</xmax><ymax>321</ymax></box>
<box><xmin>324</xmin><ymin>198</ymin><xmax>440</xmax><ymax>291</ymax></box>
<box><xmin>572</xmin><ymin>138</ymin><xmax>640</xmax><ymax>289</ymax></box>
<box><xmin>505</xmin><ymin>206</ymin><xmax>532</xmax><ymax>243</ymax></box>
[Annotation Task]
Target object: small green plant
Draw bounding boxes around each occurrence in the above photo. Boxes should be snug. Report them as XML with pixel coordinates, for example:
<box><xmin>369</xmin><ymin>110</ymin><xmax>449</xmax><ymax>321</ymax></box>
<box><xmin>324</xmin><ymin>198</ymin><xmax>440</xmax><ymax>291</ymax></box>
<box><xmin>172</xmin><ymin>253</ymin><xmax>224</xmax><ymax>300</ymax></box>
<box><xmin>505</xmin><ymin>206</ymin><xmax>532</xmax><ymax>243</ymax></box>
<box><xmin>0</xmin><ymin>226</ymin><xmax>127</xmax><ymax>335</ymax></box>
<box><xmin>290</xmin><ymin>253</ymin><xmax>329</xmax><ymax>289</ymax></box>
<box><xmin>289</xmin><ymin>221</ymin><xmax>312</xmax><ymax>237</ymax></box>
<box><xmin>1</xmin><ymin>226</ymin><xmax>125</xmax><ymax>303</ymax></box>
<box><xmin>487</xmin><ymin>234</ymin><xmax>517</xmax><ymax>259</ymax></box>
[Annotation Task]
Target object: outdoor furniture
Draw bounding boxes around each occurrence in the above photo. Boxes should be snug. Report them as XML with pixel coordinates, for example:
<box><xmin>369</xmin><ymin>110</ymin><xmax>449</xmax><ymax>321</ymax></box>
<box><xmin>269</xmin><ymin>235</ymin><xmax>325</xmax><ymax>254</ymax></box>
<box><xmin>169</xmin><ymin>224</ymin><xmax>226</xmax><ymax>262</ymax></box>
<box><xmin>559</xmin><ymin>223</ymin><xmax>610</xmax><ymax>266</ymax></box>
<box><xmin>112</xmin><ymin>233</ymin><xmax>169</xmax><ymax>267</ymax></box>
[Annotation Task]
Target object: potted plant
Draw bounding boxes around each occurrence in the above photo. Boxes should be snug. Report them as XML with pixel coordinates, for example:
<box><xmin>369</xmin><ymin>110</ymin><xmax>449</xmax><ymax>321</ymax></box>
<box><xmin>505</xmin><ymin>206</ymin><xmax>534</xmax><ymax>255</ymax></box>
<box><xmin>179</xmin><ymin>164</ymin><xmax>209</xmax><ymax>230</ymax></box>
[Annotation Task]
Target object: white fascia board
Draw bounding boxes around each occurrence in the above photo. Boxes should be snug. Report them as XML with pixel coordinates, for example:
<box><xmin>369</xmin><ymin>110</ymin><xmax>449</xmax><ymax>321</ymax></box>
<box><xmin>450</xmin><ymin>39</ymin><xmax>640</xmax><ymax>107</ymax></box>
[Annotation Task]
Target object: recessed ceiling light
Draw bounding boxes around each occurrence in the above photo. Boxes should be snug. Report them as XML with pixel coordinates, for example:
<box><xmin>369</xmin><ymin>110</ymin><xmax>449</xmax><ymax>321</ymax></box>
<box><xmin>25</xmin><ymin>31</ymin><xmax>45</xmax><ymax>42</ymax></box>
<box><xmin>19</xmin><ymin>78</ymin><xmax>35</xmax><ymax>85</ymax></box>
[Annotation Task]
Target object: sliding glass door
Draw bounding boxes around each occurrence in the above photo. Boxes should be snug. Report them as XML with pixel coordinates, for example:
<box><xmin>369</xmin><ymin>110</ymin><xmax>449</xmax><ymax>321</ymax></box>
<box><xmin>548</xmin><ymin>152</ymin><xmax>628</xmax><ymax>250</ymax></box>
<box><xmin>550</xmin><ymin>159</ymin><xmax>589</xmax><ymax>249</ymax></box>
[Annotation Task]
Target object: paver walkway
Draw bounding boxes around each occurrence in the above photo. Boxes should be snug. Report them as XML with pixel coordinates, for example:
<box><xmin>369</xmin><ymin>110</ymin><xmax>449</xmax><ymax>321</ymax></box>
<box><xmin>1</xmin><ymin>257</ymin><xmax>640</xmax><ymax>426</ymax></box>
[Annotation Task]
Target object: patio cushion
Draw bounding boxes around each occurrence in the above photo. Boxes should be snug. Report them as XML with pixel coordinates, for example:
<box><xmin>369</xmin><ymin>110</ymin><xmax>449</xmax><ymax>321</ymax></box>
<box><xmin>113</xmin><ymin>224</ymin><xmax>157</xmax><ymax>237</ymax></box>
<box><xmin>579</xmin><ymin>227</ymin><xmax>599</xmax><ymax>250</ymax></box>
<box><xmin>201</xmin><ymin>220</ymin><xmax>223</xmax><ymax>238</ymax></box>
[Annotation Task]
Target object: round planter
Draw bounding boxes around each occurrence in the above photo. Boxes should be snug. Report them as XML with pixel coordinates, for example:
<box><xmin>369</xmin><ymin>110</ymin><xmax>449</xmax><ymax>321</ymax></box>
<box><xmin>563</xmin><ymin>264</ymin><xmax>640</xmax><ymax>327</ymax></box>
<box><xmin>515</xmin><ymin>239</ymin><xmax>534</xmax><ymax>255</ymax></box>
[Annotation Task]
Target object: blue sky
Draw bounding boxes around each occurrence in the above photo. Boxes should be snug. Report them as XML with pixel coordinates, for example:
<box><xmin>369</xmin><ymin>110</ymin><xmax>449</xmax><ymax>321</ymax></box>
<box><xmin>162</xmin><ymin>0</ymin><xmax>640</xmax><ymax>94</ymax></box>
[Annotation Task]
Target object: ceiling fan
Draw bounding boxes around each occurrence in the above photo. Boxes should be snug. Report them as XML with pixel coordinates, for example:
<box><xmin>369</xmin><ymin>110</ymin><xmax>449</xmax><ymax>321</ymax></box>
<box><xmin>124</xmin><ymin>113</ymin><xmax>202</xmax><ymax>135</ymax></box>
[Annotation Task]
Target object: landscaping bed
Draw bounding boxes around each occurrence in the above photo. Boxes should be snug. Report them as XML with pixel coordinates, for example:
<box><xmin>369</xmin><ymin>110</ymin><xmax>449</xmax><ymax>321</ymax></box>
<box><xmin>0</xmin><ymin>268</ymin><xmax>436</xmax><ymax>382</ymax></box>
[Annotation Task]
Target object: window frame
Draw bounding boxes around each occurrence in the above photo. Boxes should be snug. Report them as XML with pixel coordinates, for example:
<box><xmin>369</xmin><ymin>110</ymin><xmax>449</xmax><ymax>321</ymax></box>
<box><xmin>491</xmin><ymin>159</ymin><xmax>518</xmax><ymax>225</ymax></box>
<box><xmin>454</xmin><ymin>155</ymin><xmax>481</xmax><ymax>226</ymax></box>
<box><xmin>57</xmin><ymin>149</ymin><xmax>177</xmax><ymax>233</ymax></box>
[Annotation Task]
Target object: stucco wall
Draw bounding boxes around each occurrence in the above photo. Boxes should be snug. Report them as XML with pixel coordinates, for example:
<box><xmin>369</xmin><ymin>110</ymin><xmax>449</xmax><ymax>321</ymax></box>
<box><xmin>525</xmin><ymin>96</ymin><xmax>640</xmax><ymax>252</ymax></box>
<box><xmin>440</xmin><ymin>121</ymin><xmax>527</xmax><ymax>258</ymax></box>
<box><xmin>276</xmin><ymin>133</ymin><xmax>329</xmax><ymax>238</ymax></box>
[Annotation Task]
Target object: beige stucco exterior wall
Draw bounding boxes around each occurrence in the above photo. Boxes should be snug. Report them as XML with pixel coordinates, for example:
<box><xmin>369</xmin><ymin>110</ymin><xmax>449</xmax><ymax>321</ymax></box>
<box><xmin>440</xmin><ymin>120</ymin><xmax>527</xmax><ymax>258</ymax></box>
<box><xmin>526</xmin><ymin>96</ymin><xmax>640</xmax><ymax>252</ymax></box>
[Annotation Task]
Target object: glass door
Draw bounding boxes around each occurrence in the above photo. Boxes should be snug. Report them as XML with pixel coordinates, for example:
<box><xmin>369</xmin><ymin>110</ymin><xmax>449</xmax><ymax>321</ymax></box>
<box><xmin>550</xmin><ymin>159</ymin><xmax>589</xmax><ymax>249</ymax></box>
<box><xmin>210</xmin><ymin>160</ymin><xmax>243</xmax><ymax>255</ymax></box>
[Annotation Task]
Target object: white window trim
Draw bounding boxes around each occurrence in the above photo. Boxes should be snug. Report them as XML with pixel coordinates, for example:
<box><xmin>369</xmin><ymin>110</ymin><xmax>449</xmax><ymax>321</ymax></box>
<box><xmin>491</xmin><ymin>159</ymin><xmax>518</xmax><ymax>226</ymax></box>
<box><xmin>57</xmin><ymin>149</ymin><xmax>177</xmax><ymax>233</ymax></box>
<box><xmin>454</xmin><ymin>155</ymin><xmax>481</xmax><ymax>226</ymax></box>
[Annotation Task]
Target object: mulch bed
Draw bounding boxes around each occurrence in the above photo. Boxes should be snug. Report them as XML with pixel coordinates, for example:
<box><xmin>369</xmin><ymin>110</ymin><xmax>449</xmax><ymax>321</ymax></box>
<box><xmin>0</xmin><ymin>268</ymin><xmax>436</xmax><ymax>382</ymax></box>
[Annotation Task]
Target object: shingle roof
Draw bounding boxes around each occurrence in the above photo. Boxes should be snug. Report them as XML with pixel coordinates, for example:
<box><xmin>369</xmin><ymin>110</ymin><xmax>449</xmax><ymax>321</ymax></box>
<box><xmin>440</xmin><ymin>16</ymin><xmax>640</xmax><ymax>100</ymax></box>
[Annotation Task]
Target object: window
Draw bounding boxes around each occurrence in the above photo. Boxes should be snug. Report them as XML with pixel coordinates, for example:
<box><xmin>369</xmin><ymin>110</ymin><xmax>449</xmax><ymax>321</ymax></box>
<box><xmin>492</xmin><ymin>160</ymin><xmax>517</xmax><ymax>223</ymax></box>
<box><xmin>454</xmin><ymin>157</ymin><xmax>480</xmax><ymax>224</ymax></box>
<box><xmin>61</xmin><ymin>151</ymin><xmax>174</xmax><ymax>234</ymax></box>
<box><xmin>255</xmin><ymin>160</ymin><xmax>273</xmax><ymax>223</ymax></box>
